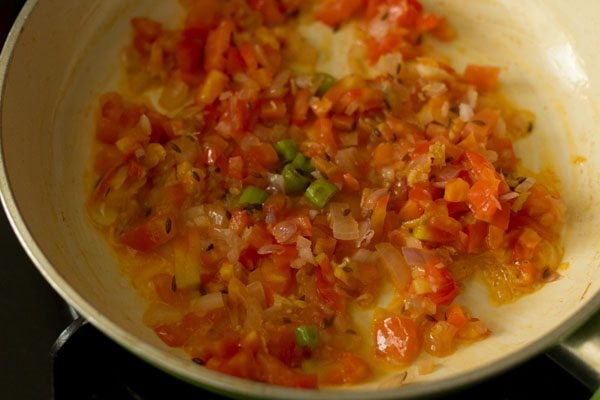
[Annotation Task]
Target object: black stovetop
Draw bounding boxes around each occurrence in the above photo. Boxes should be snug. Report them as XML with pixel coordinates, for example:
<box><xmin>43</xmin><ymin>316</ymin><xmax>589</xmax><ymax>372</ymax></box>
<box><xmin>0</xmin><ymin>2</ymin><xmax>593</xmax><ymax>399</ymax></box>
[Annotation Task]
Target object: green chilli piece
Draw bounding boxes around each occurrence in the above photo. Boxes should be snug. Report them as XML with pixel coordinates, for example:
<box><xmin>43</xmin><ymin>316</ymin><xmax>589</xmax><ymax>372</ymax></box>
<box><xmin>291</xmin><ymin>153</ymin><xmax>315</xmax><ymax>173</ymax></box>
<box><xmin>282</xmin><ymin>164</ymin><xmax>310</xmax><ymax>194</ymax></box>
<box><xmin>275</xmin><ymin>139</ymin><xmax>298</xmax><ymax>163</ymax></box>
<box><xmin>295</xmin><ymin>325</ymin><xmax>319</xmax><ymax>348</ymax></box>
<box><xmin>316</xmin><ymin>72</ymin><xmax>336</xmax><ymax>97</ymax></box>
<box><xmin>239</xmin><ymin>186</ymin><xmax>268</xmax><ymax>206</ymax></box>
<box><xmin>305</xmin><ymin>178</ymin><xmax>338</xmax><ymax>209</ymax></box>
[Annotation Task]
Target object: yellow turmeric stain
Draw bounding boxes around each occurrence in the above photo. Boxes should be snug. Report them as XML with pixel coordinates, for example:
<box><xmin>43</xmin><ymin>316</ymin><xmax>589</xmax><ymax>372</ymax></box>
<box><xmin>571</xmin><ymin>155</ymin><xmax>587</xmax><ymax>164</ymax></box>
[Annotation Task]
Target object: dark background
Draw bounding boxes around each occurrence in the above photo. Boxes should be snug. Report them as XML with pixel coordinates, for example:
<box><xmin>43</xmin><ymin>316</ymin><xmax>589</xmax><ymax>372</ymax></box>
<box><xmin>0</xmin><ymin>1</ymin><xmax>593</xmax><ymax>399</ymax></box>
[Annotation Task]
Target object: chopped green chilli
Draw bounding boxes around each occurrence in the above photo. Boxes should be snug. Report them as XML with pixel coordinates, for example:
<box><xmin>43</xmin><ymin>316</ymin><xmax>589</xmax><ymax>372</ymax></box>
<box><xmin>239</xmin><ymin>186</ymin><xmax>268</xmax><ymax>206</ymax></box>
<box><xmin>295</xmin><ymin>325</ymin><xmax>319</xmax><ymax>348</ymax></box>
<box><xmin>305</xmin><ymin>179</ymin><xmax>338</xmax><ymax>209</ymax></box>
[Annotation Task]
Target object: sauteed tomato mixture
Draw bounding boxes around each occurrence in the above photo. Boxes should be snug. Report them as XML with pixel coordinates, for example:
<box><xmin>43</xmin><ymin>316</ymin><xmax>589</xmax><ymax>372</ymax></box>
<box><xmin>87</xmin><ymin>0</ymin><xmax>566</xmax><ymax>388</ymax></box>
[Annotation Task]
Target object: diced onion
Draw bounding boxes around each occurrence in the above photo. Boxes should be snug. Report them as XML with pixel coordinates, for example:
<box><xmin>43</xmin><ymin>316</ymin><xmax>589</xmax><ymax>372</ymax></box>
<box><xmin>190</xmin><ymin>293</ymin><xmax>225</xmax><ymax>316</ymax></box>
<box><xmin>436</xmin><ymin>165</ymin><xmax>461</xmax><ymax>182</ymax></box>
<box><xmin>267</xmin><ymin>173</ymin><xmax>285</xmax><ymax>194</ymax></box>
<box><xmin>401</xmin><ymin>247</ymin><xmax>437</xmax><ymax>266</ymax></box>
<box><xmin>247</xmin><ymin>281</ymin><xmax>266</xmax><ymax>306</ymax></box>
<box><xmin>352</xmin><ymin>249</ymin><xmax>376</xmax><ymax>264</ymax></box>
<box><xmin>422</xmin><ymin>82</ymin><xmax>447</xmax><ymax>98</ymax></box>
<box><xmin>335</xmin><ymin>147</ymin><xmax>359</xmax><ymax>175</ymax></box>
<box><xmin>459</xmin><ymin>103</ymin><xmax>474</xmax><ymax>122</ymax></box>
<box><xmin>356</xmin><ymin>219</ymin><xmax>374</xmax><ymax>247</ymax></box>
<box><xmin>466</xmin><ymin>87</ymin><xmax>478</xmax><ymax>108</ymax></box>
<box><xmin>143</xmin><ymin>302</ymin><xmax>183</xmax><ymax>326</ymax></box>
<box><xmin>361</xmin><ymin>188</ymin><xmax>389</xmax><ymax>212</ymax></box>
<box><xmin>292</xmin><ymin>236</ymin><xmax>316</xmax><ymax>268</ymax></box>
<box><xmin>330</xmin><ymin>203</ymin><xmax>360</xmax><ymax>241</ymax></box>
<box><xmin>159</xmin><ymin>79</ymin><xmax>189</xmax><ymax>111</ymax></box>
<box><xmin>500</xmin><ymin>192</ymin><xmax>519</xmax><ymax>201</ymax></box>
<box><xmin>183</xmin><ymin>206</ymin><xmax>208</xmax><ymax>227</ymax></box>
<box><xmin>272</xmin><ymin>220</ymin><xmax>298</xmax><ymax>243</ymax></box>
<box><xmin>375</xmin><ymin>243</ymin><xmax>411</xmax><ymax>291</ymax></box>
<box><xmin>515</xmin><ymin>177</ymin><xmax>536</xmax><ymax>193</ymax></box>
<box><xmin>265</xmin><ymin>70</ymin><xmax>291</xmax><ymax>98</ymax></box>
<box><xmin>258</xmin><ymin>244</ymin><xmax>286</xmax><ymax>255</ymax></box>
<box><xmin>214</xmin><ymin>228</ymin><xmax>242</xmax><ymax>263</ymax></box>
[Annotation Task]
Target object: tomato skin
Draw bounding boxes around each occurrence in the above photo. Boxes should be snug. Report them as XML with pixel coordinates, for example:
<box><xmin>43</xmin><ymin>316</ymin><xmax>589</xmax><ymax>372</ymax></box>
<box><xmin>373</xmin><ymin>315</ymin><xmax>421</xmax><ymax>364</ymax></box>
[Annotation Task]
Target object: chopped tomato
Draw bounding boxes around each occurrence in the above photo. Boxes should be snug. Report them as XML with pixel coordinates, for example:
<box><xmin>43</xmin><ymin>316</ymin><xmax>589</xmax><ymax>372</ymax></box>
<box><xmin>206</xmin><ymin>350</ymin><xmax>260</xmax><ymax>380</ymax></box>
<box><xmin>445</xmin><ymin>304</ymin><xmax>469</xmax><ymax>329</ymax></box>
<box><xmin>248</xmin><ymin>0</ymin><xmax>286</xmax><ymax>26</ymax></box>
<box><xmin>185</xmin><ymin>0</ymin><xmax>220</xmax><ymax>31</ymax></box>
<box><xmin>315</xmin><ymin>0</ymin><xmax>365</xmax><ymax>27</ymax></box>
<box><xmin>120</xmin><ymin>214</ymin><xmax>177</xmax><ymax>252</ymax></box>
<box><xmin>257</xmin><ymin>353</ymin><xmax>318</xmax><ymax>388</ymax></box>
<box><xmin>463</xmin><ymin>65</ymin><xmax>501</xmax><ymax>91</ymax></box>
<box><xmin>319</xmin><ymin>352</ymin><xmax>371</xmax><ymax>385</ymax></box>
<box><xmin>424</xmin><ymin>260</ymin><xmax>459</xmax><ymax>305</ymax></box>
<box><xmin>373</xmin><ymin>314</ymin><xmax>421</xmax><ymax>364</ymax></box>
<box><xmin>176</xmin><ymin>35</ymin><xmax>204</xmax><ymax>74</ymax></box>
<box><xmin>204</xmin><ymin>19</ymin><xmax>234</xmax><ymax>72</ymax></box>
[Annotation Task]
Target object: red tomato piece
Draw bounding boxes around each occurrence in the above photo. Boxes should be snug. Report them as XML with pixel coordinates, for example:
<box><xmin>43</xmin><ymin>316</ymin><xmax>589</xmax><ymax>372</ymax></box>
<box><xmin>424</xmin><ymin>261</ymin><xmax>459</xmax><ymax>305</ymax></box>
<box><xmin>373</xmin><ymin>315</ymin><xmax>421</xmax><ymax>364</ymax></box>
<box><xmin>248</xmin><ymin>0</ymin><xmax>286</xmax><ymax>26</ymax></box>
<box><xmin>204</xmin><ymin>19</ymin><xmax>234</xmax><ymax>72</ymax></box>
<box><xmin>120</xmin><ymin>214</ymin><xmax>177</xmax><ymax>252</ymax></box>
<box><xmin>319</xmin><ymin>352</ymin><xmax>371</xmax><ymax>385</ymax></box>
<box><xmin>463</xmin><ymin>65</ymin><xmax>501</xmax><ymax>91</ymax></box>
<box><xmin>315</xmin><ymin>0</ymin><xmax>365</xmax><ymax>27</ymax></box>
<box><xmin>257</xmin><ymin>353</ymin><xmax>318</xmax><ymax>388</ymax></box>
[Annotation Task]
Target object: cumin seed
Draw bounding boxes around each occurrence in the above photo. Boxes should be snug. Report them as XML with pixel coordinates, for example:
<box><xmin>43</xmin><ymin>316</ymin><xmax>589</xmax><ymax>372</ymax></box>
<box><xmin>322</xmin><ymin>316</ymin><xmax>334</xmax><ymax>328</ymax></box>
<box><xmin>192</xmin><ymin>358</ymin><xmax>205</xmax><ymax>366</ymax></box>
<box><xmin>170</xmin><ymin>143</ymin><xmax>182</xmax><ymax>153</ymax></box>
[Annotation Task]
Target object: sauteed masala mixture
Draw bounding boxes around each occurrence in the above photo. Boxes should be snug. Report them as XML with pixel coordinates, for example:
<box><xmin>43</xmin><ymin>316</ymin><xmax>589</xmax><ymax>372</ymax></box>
<box><xmin>87</xmin><ymin>0</ymin><xmax>566</xmax><ymax>388</ymax></box>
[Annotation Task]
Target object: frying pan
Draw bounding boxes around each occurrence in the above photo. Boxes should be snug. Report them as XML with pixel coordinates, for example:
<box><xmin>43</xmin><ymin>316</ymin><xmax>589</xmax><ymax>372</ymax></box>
<box><xmin>1</xmin><ymin>0</ymin><xmax>599</xmax><ymax>398</ymax></box>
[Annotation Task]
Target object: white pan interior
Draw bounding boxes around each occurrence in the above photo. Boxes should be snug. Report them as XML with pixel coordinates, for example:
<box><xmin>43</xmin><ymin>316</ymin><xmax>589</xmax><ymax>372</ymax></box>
<box><xmin>1</xmin><ymin>0</ymin><xmax>599</xmax><ymax>398</ymax></box>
